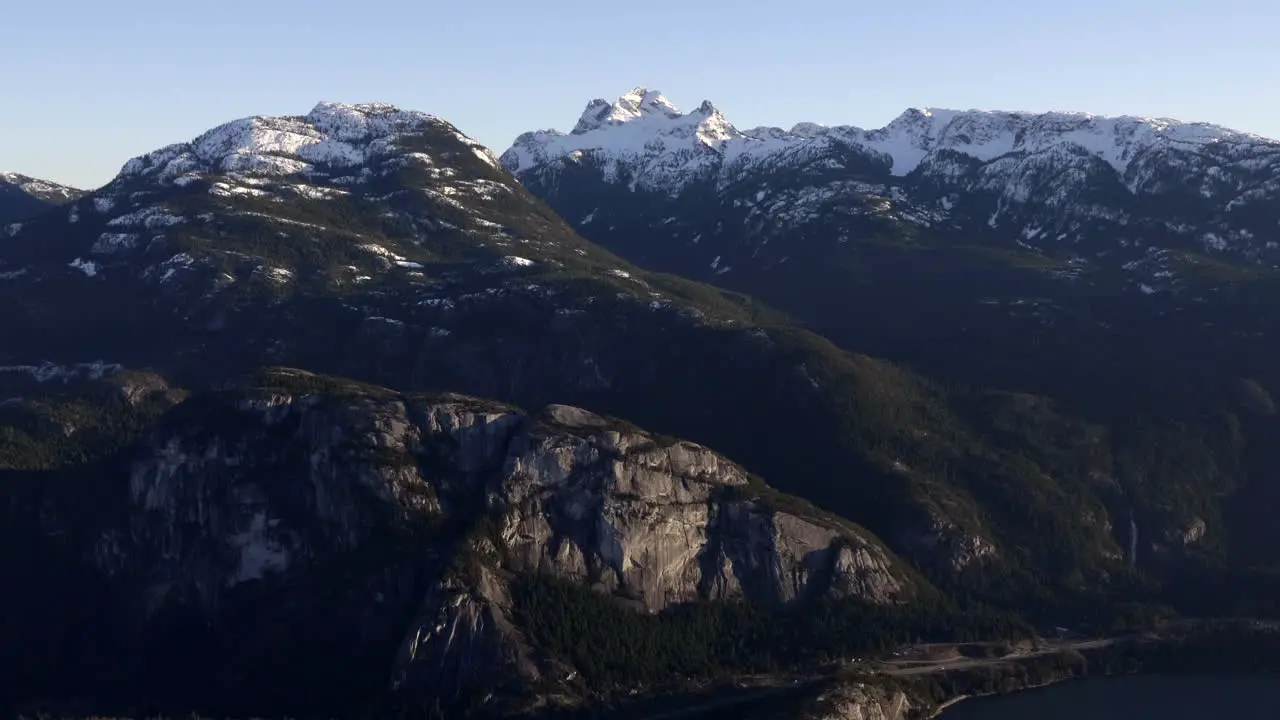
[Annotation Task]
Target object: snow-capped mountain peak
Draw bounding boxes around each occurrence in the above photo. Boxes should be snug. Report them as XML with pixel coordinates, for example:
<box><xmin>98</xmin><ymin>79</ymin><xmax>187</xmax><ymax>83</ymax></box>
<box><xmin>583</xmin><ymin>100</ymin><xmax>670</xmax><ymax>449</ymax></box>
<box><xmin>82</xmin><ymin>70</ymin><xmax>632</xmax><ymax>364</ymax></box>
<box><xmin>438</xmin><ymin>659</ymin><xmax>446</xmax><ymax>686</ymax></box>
<box><xmin>571</xmin><ymin>87</ymin><xmax>681</xmax><ymax>134</ymax></box>
<box><xmin>2</xmin><ymin>99</ymin><xmax>663</xmax><ymax>351</ymax></box>
<box><xmin>504</xmin><ymin>90</ymin><xmax>1280</xmax><ymax>192</ymax></box>
<box><xmin>505</xmin><ymin>89</ymin><xmax>1280</xmax><ymax>290</ymax></box>
<box><xmin>116</xmin><ymin>101</ymin><xmax>496</xmax><ymax>185</ymax></box>
<box><xmin>503</xmin><ymin>88</ymin><xmax>751</xmax><ymax>186</ymax></box>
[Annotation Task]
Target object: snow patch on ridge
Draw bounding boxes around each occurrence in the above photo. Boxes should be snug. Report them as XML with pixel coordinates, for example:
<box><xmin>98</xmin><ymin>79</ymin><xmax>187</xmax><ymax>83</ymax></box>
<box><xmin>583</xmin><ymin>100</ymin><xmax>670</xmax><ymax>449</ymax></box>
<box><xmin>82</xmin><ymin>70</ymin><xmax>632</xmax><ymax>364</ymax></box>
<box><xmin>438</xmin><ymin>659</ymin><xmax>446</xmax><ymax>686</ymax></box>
<box><xmin>118</xmin><ymin>102</ymin><xmax>453</xmax><ymax>184</ymax></box>
<box><xmin>69</xmin><ymin>258</ymin><xmax>99</xmax><ymax>277</ymax></box>
<box><xmin>0</xmin><ymin>172</ymin><xmax>82</xmax><ymax>202</ymax></box>
<box><xmin>106</xmin><ymin>205</ymin><xmax>187</xmax><ymax>230</ymax></box>
<box><xmin>92</xmin><ymin>233</ymin><xmax>141</xmax><ymax>254</ymax></box>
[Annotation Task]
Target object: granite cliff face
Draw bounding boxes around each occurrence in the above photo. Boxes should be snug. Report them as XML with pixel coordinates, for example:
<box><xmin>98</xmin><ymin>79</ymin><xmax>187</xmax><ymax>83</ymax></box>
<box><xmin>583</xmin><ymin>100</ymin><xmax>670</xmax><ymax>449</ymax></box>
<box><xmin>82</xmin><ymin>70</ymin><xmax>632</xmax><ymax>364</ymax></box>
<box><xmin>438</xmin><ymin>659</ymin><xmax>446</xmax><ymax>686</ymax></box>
<box><xmin>493</xmin><ymin>403</ymin><xmax>908</xmax><ymax>611</ymax></box>
<box><xmin>99</xmin><ymin>374</ymin><xmax>911</xmax><ymax>611</ymax></box>
<box><xmin>2</xmin><ymin>369</ymin><xmax>917</xmax><ymax>714</ymax></box>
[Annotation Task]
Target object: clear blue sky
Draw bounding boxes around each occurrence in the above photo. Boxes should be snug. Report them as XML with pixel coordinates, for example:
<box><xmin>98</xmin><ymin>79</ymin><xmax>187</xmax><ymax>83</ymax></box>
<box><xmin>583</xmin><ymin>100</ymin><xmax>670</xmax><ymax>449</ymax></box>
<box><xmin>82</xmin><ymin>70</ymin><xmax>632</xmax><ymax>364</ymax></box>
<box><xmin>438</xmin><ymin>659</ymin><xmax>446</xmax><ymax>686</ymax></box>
<box><xmin>5</xmin><ymin>0</ymin><xmax>1277</xmax><ymax>189</ymax></box>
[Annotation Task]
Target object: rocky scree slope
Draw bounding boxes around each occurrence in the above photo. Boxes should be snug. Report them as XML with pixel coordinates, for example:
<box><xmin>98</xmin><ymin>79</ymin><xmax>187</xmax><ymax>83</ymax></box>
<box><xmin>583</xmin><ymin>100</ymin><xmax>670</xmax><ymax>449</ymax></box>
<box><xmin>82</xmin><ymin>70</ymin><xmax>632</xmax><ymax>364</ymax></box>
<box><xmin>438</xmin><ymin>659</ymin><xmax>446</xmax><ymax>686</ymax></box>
<box><xmin>502</xmin><ymin>89</ymin><xmax>1280</xmax><ymax>404</ymax></box>
<box><xmin>0</xmin><ymin>367</ymin><xmax>922</xmax><ymax>717</ymax></box>
<box><xmin>0</xmin><ymin>172</ymin><xmax>86</xmax><ymax>224</ymax></box>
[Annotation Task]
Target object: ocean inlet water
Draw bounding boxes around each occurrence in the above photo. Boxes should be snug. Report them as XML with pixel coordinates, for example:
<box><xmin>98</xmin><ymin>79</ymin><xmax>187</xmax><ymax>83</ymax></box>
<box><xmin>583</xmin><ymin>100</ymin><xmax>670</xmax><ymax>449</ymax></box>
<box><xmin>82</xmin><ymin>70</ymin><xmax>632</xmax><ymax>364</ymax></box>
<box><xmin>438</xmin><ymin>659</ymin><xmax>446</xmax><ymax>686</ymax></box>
<box><xmin>940</xmin><ymin>674</ymin><xmax>1280</xmax><ymax>719</ymax></box>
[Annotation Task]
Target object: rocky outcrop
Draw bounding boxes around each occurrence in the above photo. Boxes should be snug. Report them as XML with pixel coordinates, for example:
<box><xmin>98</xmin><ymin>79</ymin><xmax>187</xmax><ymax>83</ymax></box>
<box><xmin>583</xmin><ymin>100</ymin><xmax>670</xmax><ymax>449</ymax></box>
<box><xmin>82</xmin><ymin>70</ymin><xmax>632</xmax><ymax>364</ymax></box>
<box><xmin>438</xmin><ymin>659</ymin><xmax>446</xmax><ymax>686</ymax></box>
<box><xmin>798</xmin><ymin>682</ymin><xmax>916</xmax><ymax>720</ymax></box>
<box><xmin>1167</xmin><ymin>516</ymin><xmax>1208</xmax><ymax>547</ymax></box>
<box><xmin>391</xmin><ymin>564</ymin><xmax>545</xmax><ymax>713</ymax></box>
<box><xmin>492</xmin><ymin>404</ymin><xmax>909</xmax><ymax>611</ymax></box>
<box><xmin>90</xmin><ymin>378</ymin><xmax>912</xmax><ymax>614</ymax></box>
<box><xmin>899</xmin><ymin>512</ymin><xmax>999</xmax><ymax>574</ymax></box>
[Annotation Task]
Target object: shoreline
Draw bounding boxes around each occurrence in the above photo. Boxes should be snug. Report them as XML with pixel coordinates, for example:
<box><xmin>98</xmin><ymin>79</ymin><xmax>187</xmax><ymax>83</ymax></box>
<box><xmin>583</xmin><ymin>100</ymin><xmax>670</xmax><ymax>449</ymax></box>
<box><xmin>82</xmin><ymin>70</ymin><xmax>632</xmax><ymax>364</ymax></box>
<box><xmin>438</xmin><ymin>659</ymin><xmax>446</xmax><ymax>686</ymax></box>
<box><xmin>909</xmin><ymin>623</ymin><xmax>1280</xmax><ymax>719</ymax></box>
<box><xmin>925</xmin><ymin>678</ymin><xmax>1078</xmax><ymax>719</ymax></box>
<box><xmin>928</xmin><ymin>694</ymin><xmax>970</xmax><ymax>717</ymax></box>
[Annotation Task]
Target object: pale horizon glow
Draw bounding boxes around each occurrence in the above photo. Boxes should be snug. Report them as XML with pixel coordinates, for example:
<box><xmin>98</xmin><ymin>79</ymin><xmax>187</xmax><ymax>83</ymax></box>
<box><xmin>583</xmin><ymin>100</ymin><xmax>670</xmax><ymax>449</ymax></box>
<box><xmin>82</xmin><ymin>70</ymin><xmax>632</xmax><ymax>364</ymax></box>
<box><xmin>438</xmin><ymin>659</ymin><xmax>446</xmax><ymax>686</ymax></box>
<box><xmin>5</xmin><ymin>0</ymin><xmax>1277</xmax><ymax>189</ymax></box>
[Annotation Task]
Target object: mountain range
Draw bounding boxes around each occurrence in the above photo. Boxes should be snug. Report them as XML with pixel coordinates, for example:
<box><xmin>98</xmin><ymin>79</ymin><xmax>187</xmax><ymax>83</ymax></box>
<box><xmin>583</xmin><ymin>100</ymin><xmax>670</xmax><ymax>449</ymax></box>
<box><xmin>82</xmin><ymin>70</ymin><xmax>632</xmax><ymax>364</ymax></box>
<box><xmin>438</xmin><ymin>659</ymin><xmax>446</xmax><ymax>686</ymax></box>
<box><xmin>3</xmin><ymin>92</ymin><xmax>1280</xmax><ymax>719</ymax></box>
<box><xmin>503</xmin><ymin>88</ymin><xmax>1280</xmax><ymax>316</ymax></box>
<box><xmin>502</xmin><ymin>88</ymin><xmax>1280</xmax><ymax>457</ymax></box>
<box><xmin>505</xmin><ymin>87</ymin><xmax>1280</xmax><ymax>268</ymax></box>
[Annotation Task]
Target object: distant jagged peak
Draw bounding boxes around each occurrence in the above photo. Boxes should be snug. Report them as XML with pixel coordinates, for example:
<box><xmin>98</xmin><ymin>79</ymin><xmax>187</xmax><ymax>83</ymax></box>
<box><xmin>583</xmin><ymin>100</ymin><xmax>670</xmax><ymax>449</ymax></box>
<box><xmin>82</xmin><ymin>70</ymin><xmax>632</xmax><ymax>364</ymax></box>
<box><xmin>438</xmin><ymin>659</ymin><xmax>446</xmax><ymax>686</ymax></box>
<box><xmin>501</xmin><ymin>87</ymin><xmax>748</xmax><ymax>179</ymax></box>
<box><xmin>565</xmin><ymin>87</ymin><xmax>739</xmax><ymax>142</ymax></box>
<box><xmin>571</xmin><ymin>87</ymin><xmax>682</xmax><ymax>134</ymax></box>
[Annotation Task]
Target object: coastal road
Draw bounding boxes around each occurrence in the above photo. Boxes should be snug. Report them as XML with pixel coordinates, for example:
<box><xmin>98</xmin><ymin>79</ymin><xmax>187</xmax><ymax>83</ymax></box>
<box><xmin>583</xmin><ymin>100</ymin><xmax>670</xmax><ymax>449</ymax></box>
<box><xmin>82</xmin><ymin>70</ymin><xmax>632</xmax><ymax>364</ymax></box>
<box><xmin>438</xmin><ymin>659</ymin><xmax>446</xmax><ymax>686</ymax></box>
<box><xmin>629</xmin><ymin>638</ymin><xmax>1120</xmax><ymax>718</ymax></box>
<box><xmin>882</xmin><ymin>638</ymin><xmax>1117</xmax><ymax>677</ymax></box>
